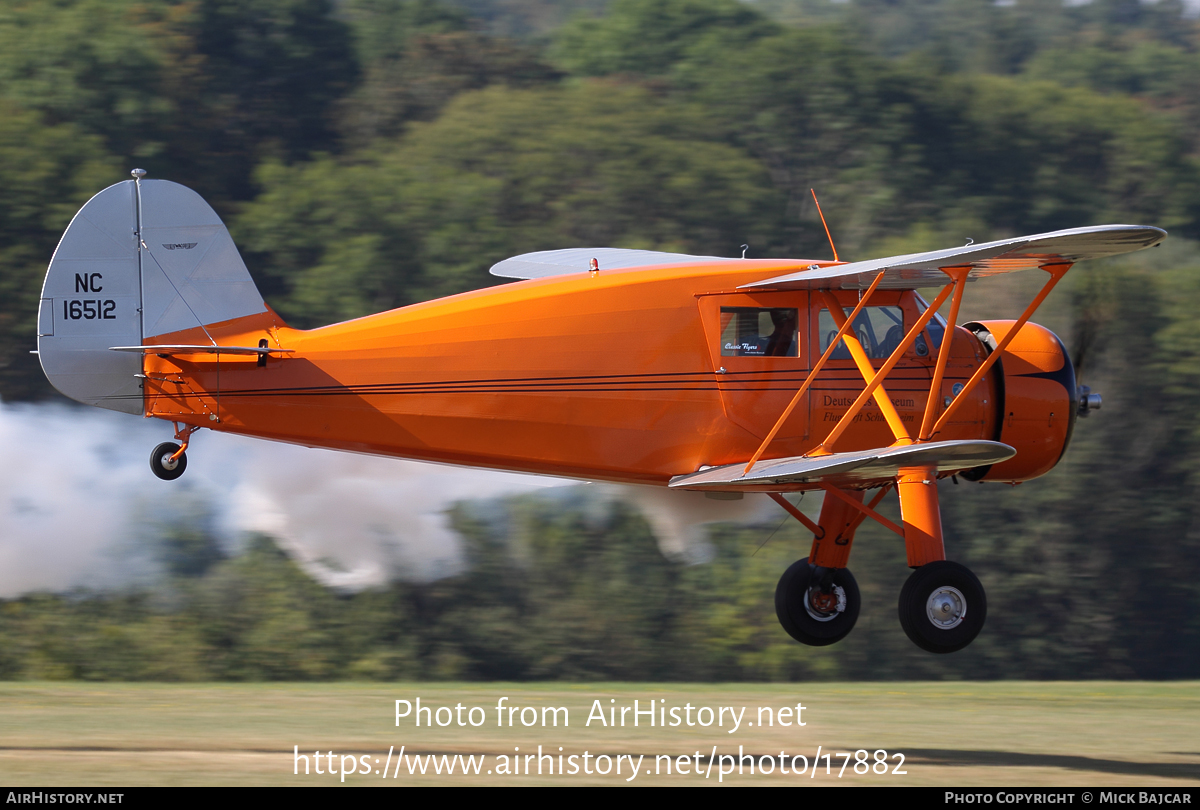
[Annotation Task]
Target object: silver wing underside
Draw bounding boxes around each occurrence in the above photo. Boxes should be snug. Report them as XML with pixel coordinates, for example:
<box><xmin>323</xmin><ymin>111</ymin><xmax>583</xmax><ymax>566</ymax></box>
<box><xmin>669</xmin><ymin>440</ymin><xmax>1016</xmax><ymax>492</ymax></box>
<box><xmin>489</xmin><ymin>247</ymin><xmax>741</xmax><ymax>279</ymax></box>
<box><xmin>739</xmin><ymin>225</ymin><xmax>1166</xmax><ymax>291</ymax></box>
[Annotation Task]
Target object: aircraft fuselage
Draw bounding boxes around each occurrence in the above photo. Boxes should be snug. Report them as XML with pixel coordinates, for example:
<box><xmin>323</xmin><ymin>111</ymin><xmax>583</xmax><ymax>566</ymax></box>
<box><xmin>143</xmin><ymin>261</ymin><xmax>1072</xmax><ymax>486</ymax></box>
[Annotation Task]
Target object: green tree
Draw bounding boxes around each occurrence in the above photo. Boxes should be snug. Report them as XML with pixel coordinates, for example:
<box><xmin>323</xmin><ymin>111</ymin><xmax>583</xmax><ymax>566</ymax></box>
<box><xmin>551</xmin><ymin>0</ymin><xmax>1200</xmax><ymax>249</ymax></box>
<box><xmin>234</xmin><ymin>82</ymin><xmax>786</xmax><ymax>327</ymax></box>
<box><xmin>0</xmin><ymin>103</ymin><xmax>120</xmax><ymax>399</ymax></box>
<box><xmin>0</xmin><ymin>0</ymin><xmax>358</xmax><ymax>204</ymax></box>
<box><xmin>192</xmin><ymin>0</ymin><xmax>359</xmax><ymax>164</ymax></box>
<box><xmin>552</xmin><ymin>0</ymin><xmax>778</xmax><ymax>77</ymax></box>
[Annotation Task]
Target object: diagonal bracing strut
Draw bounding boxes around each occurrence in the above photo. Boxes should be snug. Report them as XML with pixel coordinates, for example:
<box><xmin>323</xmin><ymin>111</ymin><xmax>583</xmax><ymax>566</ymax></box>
<box><xmin>813</xmin><ymin>281</ymin><xmax>956</xmax><ymax>454</ymax></box>
<box><xmin>743</xmin><ymin>272</ymin><xmax>886</xmax><ymax>474</ymax></box>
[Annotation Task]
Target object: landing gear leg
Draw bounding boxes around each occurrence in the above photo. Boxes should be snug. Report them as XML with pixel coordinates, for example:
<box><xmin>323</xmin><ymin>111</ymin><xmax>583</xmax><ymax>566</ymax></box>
<box><xmin>771</xmin><ymin>488</ymin><xmax>867</xmax><ymax>646</ymax></box>
<box><xmin>895</xmin><ymin>465</ymin><xmax>986</xmax><ymax>652</ymax></box>
<box><xmin>149</xmin><ymin>423</ymin><xmax>199</xmax><ymax>481</ymax></box>
<box><xmin>897</xmin><ymin>561</ymin><xmax>987</xmax><ymax>653</ymax></box>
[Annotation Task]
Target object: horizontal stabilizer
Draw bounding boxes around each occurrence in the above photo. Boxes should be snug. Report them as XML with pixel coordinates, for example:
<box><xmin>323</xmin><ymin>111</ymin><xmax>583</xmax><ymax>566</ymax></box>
<box><xmin>669</xmin><ymin>440</ymin><xmax>1016</xmax><ymax>491</ymax></box>
<box><xmin>740</xmin><ymin>225</ymin><xmax>1166</xmax><ymax>291</ymax></box>
<box><xmin>109</xmin><ymin>344</ymin><xmax>293</xmax><ymax>356</ymax></box>
<box><xmin>490</xmin><ymin>247</ymin><xmax>741</xmax><ymax>279</ymax></box>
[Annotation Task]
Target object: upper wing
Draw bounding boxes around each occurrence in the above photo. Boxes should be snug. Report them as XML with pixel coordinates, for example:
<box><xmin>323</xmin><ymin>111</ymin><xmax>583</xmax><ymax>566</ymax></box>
<box><xmin>668</xmin><ymin>440</ymin><xmax>1015</xmax><ymax>492</ymax></box>
<box><xmin>490</xmin><ymin>247</ymin><xmax>741</xmax><ymax>279</ymax></box>
<box><xmin>740</xmin><ymin>224</ymin><xmax>1167</xmax><ymax>291</ymax></box>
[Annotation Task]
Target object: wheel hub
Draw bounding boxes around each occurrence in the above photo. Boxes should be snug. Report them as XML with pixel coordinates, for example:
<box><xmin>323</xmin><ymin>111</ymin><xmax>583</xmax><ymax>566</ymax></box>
<box><xmin>160</xmin><ymin>453</ymin><xmax>179</xmax><ymax>471</ymax></box>
<box><xmin>926</xmin><ymin>586</ymin><xmax>966</xmax><ymax>629</ymax></box>
<box><xmin>806</xmin><ymin>585</ymin><xmax>847</xmax><ymax>622</ymax></box>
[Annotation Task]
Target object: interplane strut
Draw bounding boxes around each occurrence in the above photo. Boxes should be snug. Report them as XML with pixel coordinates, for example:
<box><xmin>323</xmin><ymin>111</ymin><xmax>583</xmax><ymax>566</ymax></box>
<box><xmin>928</xmin><ymin>262</ymin><xmax>1072</xmax><ymax>438</ymax></box>
<box><xmin>813</xmin><ymin>281</ymin><xmax>955</xmax><ymax>454</ymax></box>
<box><xmin>743</xmin><ymin>271</ymin><xmax>886</xmax><ymax>474</ymax></box>
<box><xmin>755</xmin><ymin>261</ymin><xmax>1072</xmax><ymax>574</ymax></box>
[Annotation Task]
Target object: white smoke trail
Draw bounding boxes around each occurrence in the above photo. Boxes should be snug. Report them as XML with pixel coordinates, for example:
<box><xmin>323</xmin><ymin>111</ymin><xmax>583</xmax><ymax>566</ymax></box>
<box><xmin>226</xmin><ymin>441</ymin><xmax>572</xmax><ymax>589</ymax></box>
<box><xmin>606</xmin><ymin>485</ymin><xmax>780</xmax><ymax>563</ymax></box>
<box><xmin>0</xmin><ymin>400</ymin><xmax>796</xmax><ymax>596</ymax></box>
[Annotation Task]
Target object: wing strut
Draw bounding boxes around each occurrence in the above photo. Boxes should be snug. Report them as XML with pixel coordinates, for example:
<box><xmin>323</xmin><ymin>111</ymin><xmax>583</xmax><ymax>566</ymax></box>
<box><xmin>850</xmin><ymin>484</ymin><xmax>893</xmax><ymax>534</ymax></box>
<box><xmin>926</xmin><ymin>261</ymin><xmax>1072</xmax><ymax>439</ymax></box>
<box><xmin>821</xmin><ymin>484</ymin><xmax>904</xmax><ymax>536</ymax></box>
<box><xmin>743</xmin><ymin>271</ymin><xmax>885</xmax><ymax>473</ymax></box>
<box><xmin>918</xmin><ymin>267</ymin><xmax>970</xmax><ymax>439</ymax></box>
<box><xmin>813</xmin><ymin>279</ymin><xmax>957</xmax><ymax>454</ymax></box>
<box><xmin>767</xmin><ymin>493</ymin><xmax>823</xmax><ymax>537</ymax></box>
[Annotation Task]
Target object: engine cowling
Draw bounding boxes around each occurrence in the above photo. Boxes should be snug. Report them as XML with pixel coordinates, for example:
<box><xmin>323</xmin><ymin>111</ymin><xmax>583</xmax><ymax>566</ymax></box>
<box><xmin>961</xmin><ymin>320</ymin><xmax>1077</xmax><ymax>482</ymax></box>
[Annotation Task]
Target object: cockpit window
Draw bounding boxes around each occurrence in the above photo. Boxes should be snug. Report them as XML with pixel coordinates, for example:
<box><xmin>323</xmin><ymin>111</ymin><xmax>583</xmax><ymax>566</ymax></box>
<box><xmin>720</xmin><ymin>307</ymin><xmax>798</xmax><ymax>357</ymax></box>
<box><xmin>819</xmin><ymin>305</ymin><xmax>904</xmax><ymax>360</ymax></box>
<box><xmin>914</xmin><ymin>292</ymin><xmax>946</xmax><ymax>357</ymax></box>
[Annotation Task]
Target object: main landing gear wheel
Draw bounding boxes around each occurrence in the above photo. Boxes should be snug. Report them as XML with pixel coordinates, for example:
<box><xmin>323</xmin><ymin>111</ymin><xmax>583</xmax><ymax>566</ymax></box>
<box><xmin>898</xmin><ymin>560</ymin><xmax>986</xmax><ymax>654</ymax></box>
<box><xmin>149</xmin><ymin>442</ymin><xmax>187</xmax><ymax>481</ymax></box>
<box><xmin>775</xmin><ymin>560</ymin><xmax>861</xmax><ymax>646</ymax></box>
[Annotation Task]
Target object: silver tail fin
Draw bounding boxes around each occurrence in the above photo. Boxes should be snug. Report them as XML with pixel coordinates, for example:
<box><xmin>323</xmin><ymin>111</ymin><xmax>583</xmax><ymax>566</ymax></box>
<box><xmin>37</xmin><ymin>175</ymin><xmax>267</xmax><ymax>414</ymax></box>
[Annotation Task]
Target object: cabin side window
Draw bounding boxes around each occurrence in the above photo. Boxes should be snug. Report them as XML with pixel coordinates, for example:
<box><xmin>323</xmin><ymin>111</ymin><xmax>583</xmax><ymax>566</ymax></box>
<box><xmin>818</xmin><ymin>305</ymin><xmax>905</xmax><ymax>360</ymax></box>
<box><xmin>720</xmin><ymin>307</ymin><xmax>798</xmax><ymax>357</ymax></box>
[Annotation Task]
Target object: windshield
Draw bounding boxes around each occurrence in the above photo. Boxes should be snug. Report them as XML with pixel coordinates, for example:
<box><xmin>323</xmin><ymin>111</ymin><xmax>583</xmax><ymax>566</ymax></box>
<box><xmin>818</xmin><ymin>305</ymin><xmax>904</xmax><ymax>359</ymax></box>
<box><xmin>913</xmin><ymin>292</ymin><xmax>947</xmax><ymax>356</ymax></box>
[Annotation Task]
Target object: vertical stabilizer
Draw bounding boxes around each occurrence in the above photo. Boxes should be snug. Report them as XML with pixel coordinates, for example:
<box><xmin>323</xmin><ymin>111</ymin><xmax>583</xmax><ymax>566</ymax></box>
<box><xmin>137</xmin><ymin>180</ymin><xmax>267</xmax><ymax>339</ymax></box>
<box><xmin>38</xmin><ymin>181</ymin><xmax>143</xmax><ymax>414</ymax></box>
<box><xmin>37</xmin><ymin>177</ymin><xmax>268</xmax><ymax>414</ymax></box>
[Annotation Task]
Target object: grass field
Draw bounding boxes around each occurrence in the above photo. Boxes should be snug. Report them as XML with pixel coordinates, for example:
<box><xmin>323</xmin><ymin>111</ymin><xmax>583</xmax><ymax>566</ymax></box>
<box><xmin>0</xmin><ymin>682</ymin><xmax>1197</xmax><ymax>786</ymax></box>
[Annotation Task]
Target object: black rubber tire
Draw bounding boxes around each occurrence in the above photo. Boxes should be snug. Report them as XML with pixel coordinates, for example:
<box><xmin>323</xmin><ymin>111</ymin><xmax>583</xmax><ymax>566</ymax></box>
<box><xmin>774</xmin><ymin>560</ymin><xmax>861</xmax><ymax>646</ymax></box>
<box><xmin>898</xmin><ymin>560</ymin><xmax>986</xmax><ymax>654</ymax></box>
<box><xmin>149</xmin><ymin>441</ymin><xmax>187</xmax><ymax>481</ymax></box>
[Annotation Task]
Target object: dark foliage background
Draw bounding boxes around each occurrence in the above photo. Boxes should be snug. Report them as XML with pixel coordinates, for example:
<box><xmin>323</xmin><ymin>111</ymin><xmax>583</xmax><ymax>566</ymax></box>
<box><xmin>1</xmin><ymin>0</ymin><xmax>1199</xmax><ymax>679</ymax></box>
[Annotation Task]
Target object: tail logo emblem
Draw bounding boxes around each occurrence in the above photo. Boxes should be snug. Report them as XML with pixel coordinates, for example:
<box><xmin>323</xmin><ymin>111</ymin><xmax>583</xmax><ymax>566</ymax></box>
<box><xmin>162</xmin><ymin>243</ymin><xmax>197</xmax><ymax>250</ymax></box>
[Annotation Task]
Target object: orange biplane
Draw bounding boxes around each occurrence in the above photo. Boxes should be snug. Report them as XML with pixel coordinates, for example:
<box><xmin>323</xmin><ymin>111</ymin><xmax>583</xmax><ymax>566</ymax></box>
<box><xmin>36</xmin><ymin>172</ymin><xmax>1165</xmax><ymax>653</ymax></box>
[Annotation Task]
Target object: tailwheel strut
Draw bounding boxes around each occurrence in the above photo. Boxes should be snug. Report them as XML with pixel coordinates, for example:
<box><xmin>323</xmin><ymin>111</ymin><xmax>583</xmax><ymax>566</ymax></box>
<box><xmin>149</xmin><ymin>423</ymin><xmax>200</xmax><ymax>481</ymax></box>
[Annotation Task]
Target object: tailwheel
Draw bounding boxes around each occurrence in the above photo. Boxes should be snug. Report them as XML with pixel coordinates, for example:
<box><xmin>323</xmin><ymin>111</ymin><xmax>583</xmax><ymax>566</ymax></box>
<box><xmin>149</xmin><ymin>441</ymin><xmax>187</xmax><ymax>481</ymax></box>
<box><xmin>775</xmin><ymin>560</ymin><xmax>861</xmax><ymax>646</ymax></box>
<box><xmin>897</xmin><ymin>560</ymin><xmax>986</xmax><ymax>653</ymax></box>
